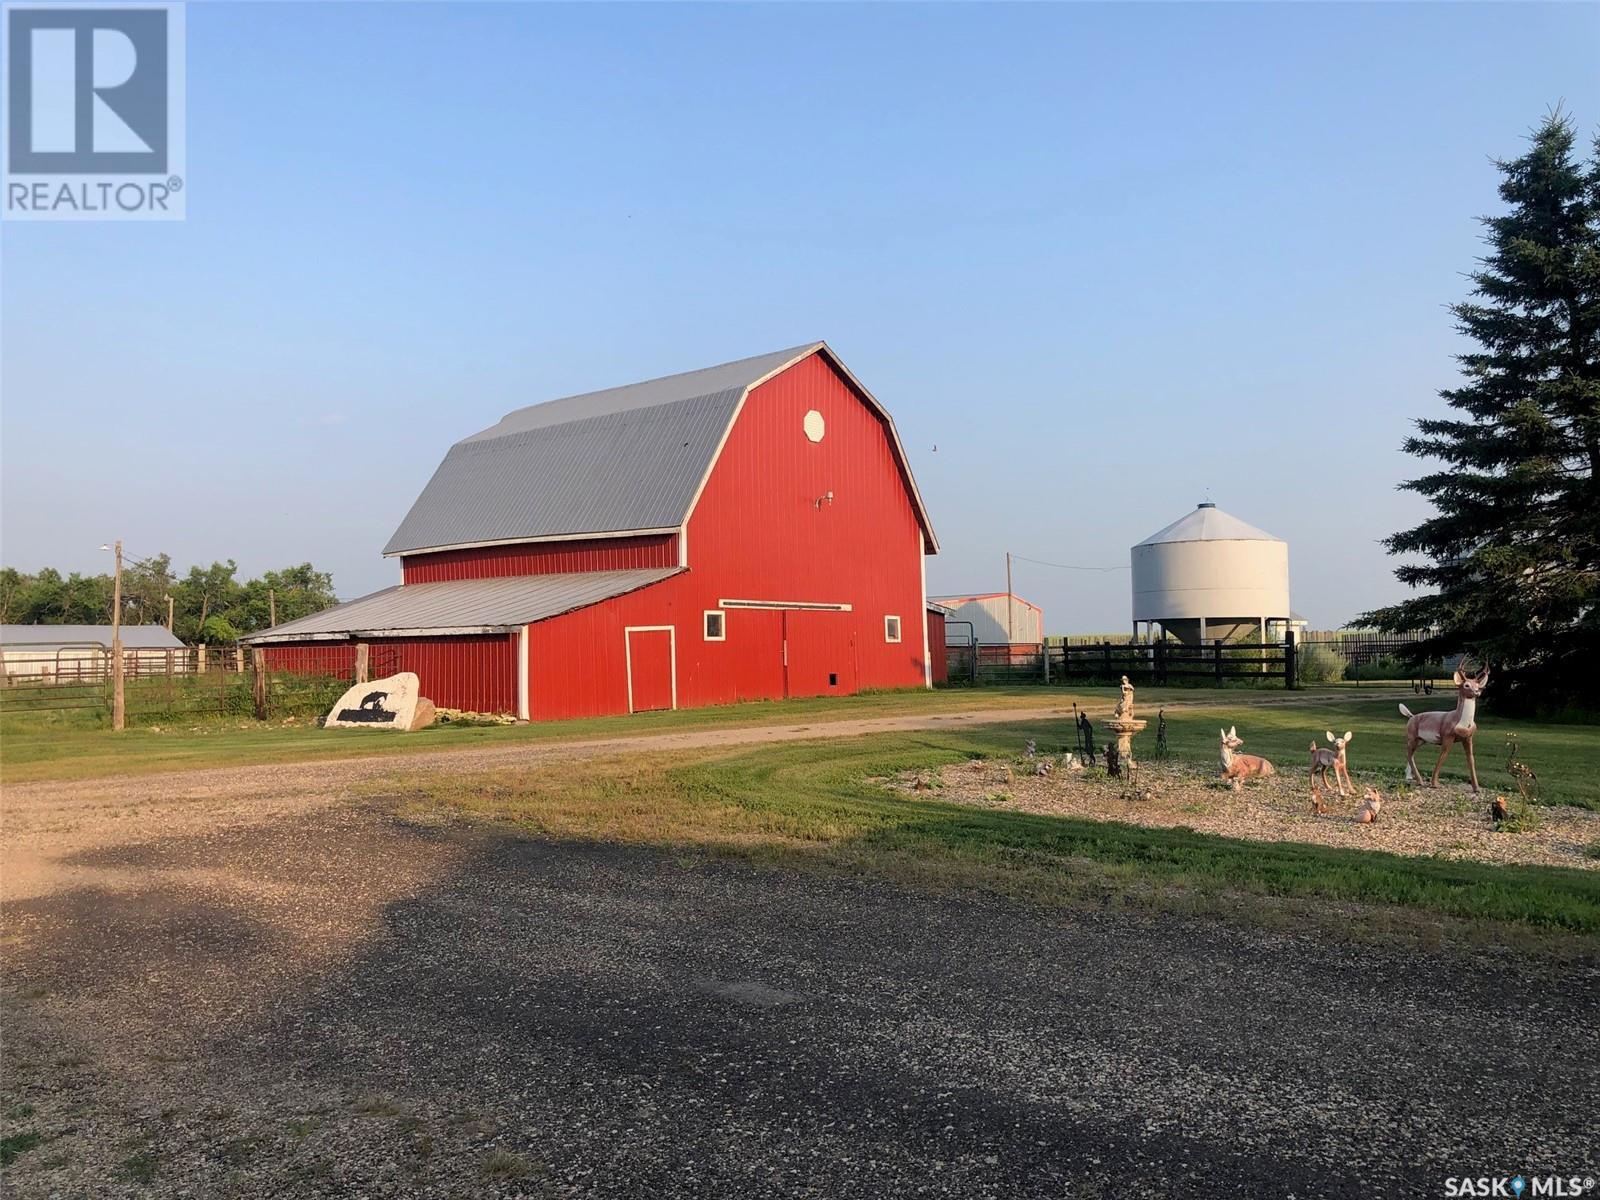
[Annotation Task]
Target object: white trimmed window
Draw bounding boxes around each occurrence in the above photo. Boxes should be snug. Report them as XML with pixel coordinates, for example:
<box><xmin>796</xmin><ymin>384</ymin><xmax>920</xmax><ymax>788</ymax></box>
<box><xmin>704</xmin><ymin>610</ymin><xmax>726</xmax><ymax>641</ymax></box>
<box><xmin>884</xmin><ymin>615</ymin><xmax>902</xmax><ymax>643</ymax></box>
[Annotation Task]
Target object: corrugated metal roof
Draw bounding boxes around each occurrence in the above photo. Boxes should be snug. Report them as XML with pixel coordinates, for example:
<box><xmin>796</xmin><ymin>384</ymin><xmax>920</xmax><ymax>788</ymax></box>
<box><xmin>1135</xmin><ymin>503</ymin><xmax>1280</xmax><ymax>547</ymax></box>
<box><xmin>383</xmin><ymin>342</ymin><xmax>939</xmax><ymax>557</ymax></box>
<box><xmin>242</xmin><ymin>568</ymin><xmax>682</xmax><ymax>643</ymax></box>
<box><xmin>0</xmin><ymin>624</ymin><xmax>184</xmax><ymax>649</ymax></box>
<box><xmin>384</xmin><ymin>345</ymin><xmax>820</xmax><ymax>556</ymax></box>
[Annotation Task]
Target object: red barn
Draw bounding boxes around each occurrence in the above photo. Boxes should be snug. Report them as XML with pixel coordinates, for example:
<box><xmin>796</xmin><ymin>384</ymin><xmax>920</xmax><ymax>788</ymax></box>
<box><xmin>246</xmin><ymin>344</ymin><xmax>939</xmax><ymax>719</ymax></box>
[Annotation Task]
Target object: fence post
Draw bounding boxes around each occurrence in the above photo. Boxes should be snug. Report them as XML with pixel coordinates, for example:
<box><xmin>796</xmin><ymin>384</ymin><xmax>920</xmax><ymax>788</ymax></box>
<box><xmin>197</xmin><ymin>643</ymin><xmax>207</xmax><ymax>674</ymax></box>
<box><xmin>235</xmin><ymin>645</ymin><xmax>245</xmax><ymax>673</ymax></box>
<box><xmin>1041</xmin><ymin>641</ymin><xmax>1049</xmax><ymax>685</ymax></box>
<box><xmin>1103</xmin><ymin>643</ymin><xmax>1112</xmax><ymax>679</ymax></box>
<box><xmin>1284</xmin><ymin>631</ymin><xmax>1297</xmax><ymax>690</ymax></box>
<box><xmin>355</xmin><ymin>642</ymin><xmax>370</xmax><ymax>685</ymax></box>
<box><xmin>1214</xmin><ymin>640</ymin><xmax>1224</xmax><ymax>684</ymax></box>
<box><xmin>1154</xmin><ymin>639</ymin><xmax>1165</xmax><ymax>686</ymax></box>
<box><xmin>252</xmin><ymin>649</ymin><xmax>269</xmax><ymax>720</ymax></box>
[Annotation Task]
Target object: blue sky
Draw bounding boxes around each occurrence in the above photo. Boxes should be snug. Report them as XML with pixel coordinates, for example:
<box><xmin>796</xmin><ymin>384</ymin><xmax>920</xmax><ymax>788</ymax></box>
<box><xmin>3</xmin><ymin>1</ymin><xmax>1595</xmax><ymax>632</ymax></box>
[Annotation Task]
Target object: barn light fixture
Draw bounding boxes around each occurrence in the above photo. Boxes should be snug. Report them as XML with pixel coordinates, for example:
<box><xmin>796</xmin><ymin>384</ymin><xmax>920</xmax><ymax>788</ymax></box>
<box><xmin>814</xmin><ymin>490</ymin><xmax>834</xmax><ymax>509</ymax></box>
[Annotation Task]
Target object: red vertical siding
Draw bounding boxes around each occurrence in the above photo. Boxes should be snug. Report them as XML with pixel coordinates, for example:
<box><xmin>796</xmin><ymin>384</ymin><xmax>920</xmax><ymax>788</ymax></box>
<box><xmin>523</xmin><ymin>351</ymin><xmax>931</xmax><ymax>720</ymax></box>
<box><xmin>401</xmin><ymin>534</ymin><xmax>678</xmax><ymax>583</ymax></box>
<box><xmin>261</xmin><ymin>634</ymin><xmax>516</xmax><ymax>713</ymax></box>
<box><xmin>265</xmin><ymin>350</ymin><xmax>933</xmax><ymax>723</ymax></box>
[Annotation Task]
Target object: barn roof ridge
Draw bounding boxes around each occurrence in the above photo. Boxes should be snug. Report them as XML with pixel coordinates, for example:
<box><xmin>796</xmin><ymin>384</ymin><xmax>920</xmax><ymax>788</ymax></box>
<box><xmin>463</xmin><ymin>343</ymin><xmax>824</xmax><ymax>442</ymax></box>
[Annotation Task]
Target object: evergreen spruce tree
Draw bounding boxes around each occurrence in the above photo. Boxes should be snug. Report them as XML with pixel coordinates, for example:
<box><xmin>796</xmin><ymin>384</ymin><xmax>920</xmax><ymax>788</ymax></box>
<box><xmin>1362</xmin><ymin>114</ymin><xmax>1600</xmax><ymax>709</ymax></box>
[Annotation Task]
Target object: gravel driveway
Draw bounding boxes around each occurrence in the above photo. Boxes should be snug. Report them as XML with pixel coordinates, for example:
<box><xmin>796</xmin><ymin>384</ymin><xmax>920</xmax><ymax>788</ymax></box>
<box><xmin>2</xmin><ymin>785</ymin><xmax>1597</xmax><ymax>1197</ymax></box>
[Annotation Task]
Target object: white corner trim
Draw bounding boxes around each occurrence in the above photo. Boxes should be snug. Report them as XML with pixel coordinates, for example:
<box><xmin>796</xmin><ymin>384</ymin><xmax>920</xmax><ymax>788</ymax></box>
<box><xmin>920</xmin><ymin>531</ymin><xmax>931</xmax><ymax>688</ymax></box>
<box><xmin>677</xmin><ymin>386</ymin><xmax>752</xmax><ymax>549</ymax></box>
<box><xmin>517</xmin><ymin>624</ymin><xmax>531</xmax><ymax>721</ymax></box>
<box><xmin>623</xmin><ymin>624</ymin><xmax>677</xmax><ymax>713</ymax></box>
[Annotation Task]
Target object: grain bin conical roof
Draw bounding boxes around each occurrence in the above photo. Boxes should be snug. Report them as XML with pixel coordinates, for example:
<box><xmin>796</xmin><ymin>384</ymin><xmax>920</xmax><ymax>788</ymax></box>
<box><xmin>1135</xmin><ymin>502</ymin><xmax>1280</xmax><ymax>547</ymax></box>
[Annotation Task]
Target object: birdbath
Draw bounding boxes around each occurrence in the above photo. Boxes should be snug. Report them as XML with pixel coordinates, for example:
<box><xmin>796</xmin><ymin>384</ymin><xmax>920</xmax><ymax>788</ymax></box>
<box><xmin>1101</xmin><ymin>675</ymin><xmax>1147</xmax><ymax>770</ymax></box>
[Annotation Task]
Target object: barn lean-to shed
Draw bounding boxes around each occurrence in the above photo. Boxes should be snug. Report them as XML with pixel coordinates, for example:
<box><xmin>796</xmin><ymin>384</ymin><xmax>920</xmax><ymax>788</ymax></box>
<box><xmin>245</xmin><ymin>343</ymin><xmax>939</xmax><ymax>718</ymax></box>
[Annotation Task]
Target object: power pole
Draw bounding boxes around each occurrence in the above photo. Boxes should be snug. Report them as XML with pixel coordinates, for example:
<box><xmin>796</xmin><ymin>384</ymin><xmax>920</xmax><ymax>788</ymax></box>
<box><xmin>268</xmin><ymin>588</ymin><xmax>277</xmax><ymax>627</ymax></box>
<box><xmin>165</xmin><ymin>593</ymin><xmax>174</xmax><ymax>632</ymax></box>
<box><xmin>1005</xmin><ymin>551</ymin><xmax>1015</xmax><ymax>643</ymax></box>
<box><xmin>111</xmin><ymin>539</ymin><xmax>125</xmax><ymax>731</ymax></box>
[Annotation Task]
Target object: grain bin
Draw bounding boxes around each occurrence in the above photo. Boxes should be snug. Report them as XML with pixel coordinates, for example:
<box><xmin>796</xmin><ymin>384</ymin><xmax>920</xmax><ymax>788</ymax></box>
<box><xmin>1130</xmin><ymin>503</ymin><xmax>1291</xmax><ymax>645</ymax></box>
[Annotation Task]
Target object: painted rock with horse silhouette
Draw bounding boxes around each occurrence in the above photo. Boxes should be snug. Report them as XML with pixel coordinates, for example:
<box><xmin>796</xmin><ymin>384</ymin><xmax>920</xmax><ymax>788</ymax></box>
<box><xmin>324</xmin><ymin>672</ymin><xmax>437</xmax><ymax>731</ymax></box>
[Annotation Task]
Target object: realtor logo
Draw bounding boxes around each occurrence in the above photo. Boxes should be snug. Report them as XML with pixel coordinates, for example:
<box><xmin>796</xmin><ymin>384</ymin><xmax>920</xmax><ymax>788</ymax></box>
<box><xmin>3</xmin><ymin>3</ymin><xmax>185</xmax><ymax>219</ymax></box>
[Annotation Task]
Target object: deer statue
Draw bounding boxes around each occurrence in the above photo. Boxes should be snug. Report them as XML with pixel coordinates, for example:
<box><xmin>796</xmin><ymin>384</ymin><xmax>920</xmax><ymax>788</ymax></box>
<box><xmin>1308</xmin><ymin>731</ymin><xmax>1354</xmax><ymax>797</ymax></box>
<box><xmin>1399</xmin><ymin>662</ymin><xmax>1489</xmax><ymax>794</ymax></box>
<box><xmin>1219</xmin><ymin>727</ymin><xmax>1275</xmax><ymax>791</ymax></box>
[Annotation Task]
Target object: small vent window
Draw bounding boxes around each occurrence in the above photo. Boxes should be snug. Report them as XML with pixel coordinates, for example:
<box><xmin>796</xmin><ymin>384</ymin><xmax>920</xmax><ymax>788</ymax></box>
<box><xmin>704</xmin><ymin>610</ymin><xmax>726</xmax><ymax>641</ymax></box>
<box><xmin>884</xmin><ymin>615</ymin><xmax>902</xmax><ymax>643</ymax></box>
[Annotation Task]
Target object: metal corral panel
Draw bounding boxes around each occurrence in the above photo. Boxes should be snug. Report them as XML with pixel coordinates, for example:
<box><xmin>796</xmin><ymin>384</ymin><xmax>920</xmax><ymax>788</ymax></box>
<box><xmin>1131</xmin><ymin>503</ymin><xmax>1290</xmax><ymax>630</ymax></box>
<box><xmin>243</xmin><ymin>568</ymin><xmax>682</xmax><ymax>643</ymax></box>
<box><xmin>928</xmin><ymin>594</ymin><xmax>1042</xmax><ymax>644</ymax></box>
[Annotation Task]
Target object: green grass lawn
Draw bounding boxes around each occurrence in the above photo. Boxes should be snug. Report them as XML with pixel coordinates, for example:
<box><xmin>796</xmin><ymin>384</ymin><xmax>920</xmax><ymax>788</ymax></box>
<box><xmin>4</xmin><ymin>684</ymin><xmax>1597</xmax><ymax>805</ymax></box>
<box><xmin>8</xmin><ymin>680</ymin><xmax>1598</xmax><ymax>945</ymax></box>
<box><xmin>0</xmin><ymin>683</ymin><xmax>1285</xmax><ymax>784</ymax></box>
<box><xmin>1142</xmin><ymin>697</ymin><xmax>1600</xmax><ymax>810</ymax></box>
<box><xmin>385</xmin><ymin>718</ymin><xmax>1600</xmax><ymax>943</ymax></box>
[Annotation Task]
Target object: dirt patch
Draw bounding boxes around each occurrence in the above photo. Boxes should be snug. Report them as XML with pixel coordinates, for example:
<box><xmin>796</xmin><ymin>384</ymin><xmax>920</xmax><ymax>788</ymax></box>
<box><xmin>894</xmin><ymin>757</ymin><xmax>1600</xmax><ymax>871</ymax></box>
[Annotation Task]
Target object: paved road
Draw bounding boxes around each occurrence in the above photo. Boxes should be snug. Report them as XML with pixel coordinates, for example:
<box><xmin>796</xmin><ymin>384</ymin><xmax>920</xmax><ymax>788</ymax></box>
<box><xmin>2</xmin><ymin>798</ymin><xmax>1595</xmax><ymax>1198</ymax></box>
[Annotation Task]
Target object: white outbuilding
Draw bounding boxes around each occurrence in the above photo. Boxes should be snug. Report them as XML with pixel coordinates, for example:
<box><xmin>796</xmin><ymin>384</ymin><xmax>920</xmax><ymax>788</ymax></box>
<box><xmin>1130</xmin><ymin>503</ymin><xmax>1292</xmax><ymax>645</ymax></box>
<box><xmin>0</xmin><ymin>624</ymin><xmax>185</xmax><ymax>682</ymax></box>
<box><xmin>927</xmin><ymin>592</ymin><xmax>1043</xmax><ymax>645</ymax></box>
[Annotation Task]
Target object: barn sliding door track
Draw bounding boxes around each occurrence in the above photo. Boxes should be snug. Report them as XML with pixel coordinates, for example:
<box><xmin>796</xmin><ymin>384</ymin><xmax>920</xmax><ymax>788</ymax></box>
<box><xmin>718</xmin><ymin>599</ymin><xmax>853</xmax><ymax>612</ymax></box>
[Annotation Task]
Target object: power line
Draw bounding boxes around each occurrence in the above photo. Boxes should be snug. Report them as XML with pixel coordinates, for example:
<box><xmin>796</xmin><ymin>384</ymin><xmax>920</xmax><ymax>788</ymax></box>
<box><xmin>1010</xmin><ymin>552</ymin><xmax>1129</xmax><ymax>573</ymax></box>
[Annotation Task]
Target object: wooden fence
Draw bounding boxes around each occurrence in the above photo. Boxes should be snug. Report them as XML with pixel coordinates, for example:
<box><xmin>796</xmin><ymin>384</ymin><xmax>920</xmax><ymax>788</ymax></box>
<box><xmin>947</xmin><ymin>637</ymin><xmax>1297</xmax><ymax>688</ymax></box>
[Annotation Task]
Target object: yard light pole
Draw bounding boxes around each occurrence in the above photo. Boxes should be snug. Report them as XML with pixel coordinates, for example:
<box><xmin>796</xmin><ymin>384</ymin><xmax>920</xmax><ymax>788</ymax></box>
<box><xmin>1005</xmin><ymin>551</ymin><xmax>1015</xmax><ymax>643</ymax></box>
<box><xmin>101</xmin><ymin>540</ymin><xmax>125</xmax><ymax>731</ymax></box>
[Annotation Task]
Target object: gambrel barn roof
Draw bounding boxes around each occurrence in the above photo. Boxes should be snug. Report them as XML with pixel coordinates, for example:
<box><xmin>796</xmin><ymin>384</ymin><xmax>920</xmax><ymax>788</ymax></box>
<box><xmin>384</xmin><ymin>343</ymin><xmax>937</xmax><ymax>556</ymax></box>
